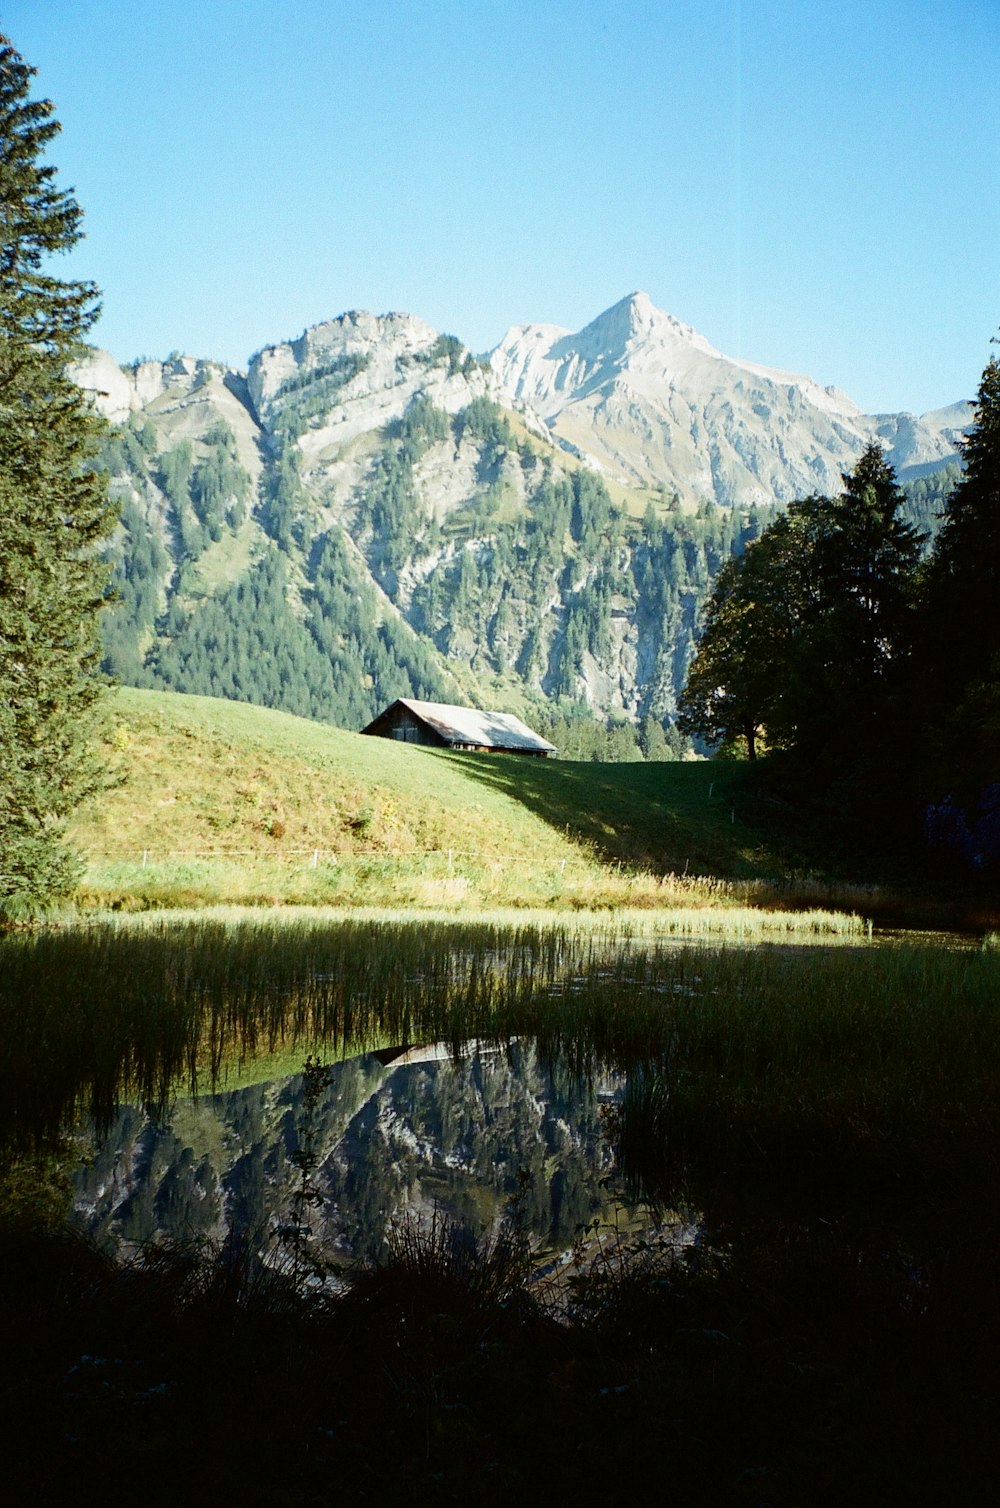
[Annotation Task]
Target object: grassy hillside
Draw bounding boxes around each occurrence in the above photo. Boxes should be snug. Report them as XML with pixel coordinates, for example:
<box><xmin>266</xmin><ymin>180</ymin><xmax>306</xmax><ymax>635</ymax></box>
<box><xmin>69</xmin><ymin>688</ymin><xmax>858</xmax><ymax>915</ymax></box>
<box><xmin>74</xmin><ymin>687</ymin><xmax>583</xmax><ymax>859</ymax></box>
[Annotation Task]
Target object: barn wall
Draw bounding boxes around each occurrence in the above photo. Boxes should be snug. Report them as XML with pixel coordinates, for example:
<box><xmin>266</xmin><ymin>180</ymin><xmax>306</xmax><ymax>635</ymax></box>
<box><xmin>366</xmin><ymin>705</ymin><xmax>447</xmax><ymax>747</ymax></box>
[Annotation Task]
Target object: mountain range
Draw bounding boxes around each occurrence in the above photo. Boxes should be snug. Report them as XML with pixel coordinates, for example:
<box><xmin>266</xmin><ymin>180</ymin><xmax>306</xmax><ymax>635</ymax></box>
<box><xmin>72</xmin><ymin>1043</ymin><xmax>622</xmax><ymax>1266</ymax></box>
<box><xmin>74</xmin><ymin>293</ymin><xmax>966</xmax><ymax>738</ymax></box>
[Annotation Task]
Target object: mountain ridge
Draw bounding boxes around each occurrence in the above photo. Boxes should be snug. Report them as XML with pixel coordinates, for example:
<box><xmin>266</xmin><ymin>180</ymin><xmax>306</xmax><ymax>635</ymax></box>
<box><xmin>489</xmin><ymin>290</ymin><xmax>966</xmax><ymax>499</ymax></box>
<box><xmin>73</xmin><ymin>294</ymin><xmax>966</xmax><ymax>739</ymax></box>
<box><xmin>78</xmin><ymin>291</ymin><xmax>969</xmax><ymax>506</ymax></box>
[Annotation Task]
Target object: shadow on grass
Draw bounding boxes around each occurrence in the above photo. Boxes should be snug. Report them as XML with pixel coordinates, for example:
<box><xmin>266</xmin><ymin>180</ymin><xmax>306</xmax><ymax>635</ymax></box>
<box><xmin>453</xmin><ymin>754</ymin><xmax>778</xmax><ymax>878</ymax></box>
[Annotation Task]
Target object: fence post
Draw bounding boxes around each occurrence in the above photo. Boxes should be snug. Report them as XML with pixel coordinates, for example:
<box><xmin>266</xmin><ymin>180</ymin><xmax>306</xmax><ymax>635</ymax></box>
<box><xmin>312</xmin><ymin>849</ymin><xmax>319</xmax><ymax>868</ymax></box>
<box><xmin>142</xmin><ymin>849</ymin><xmax>148</xmax><ymax>868</ymax></box>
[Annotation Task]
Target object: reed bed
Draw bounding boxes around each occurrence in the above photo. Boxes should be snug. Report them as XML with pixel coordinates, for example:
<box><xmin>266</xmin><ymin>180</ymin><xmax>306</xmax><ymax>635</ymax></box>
<box><xmin>4</xmin><ymin>908</ymin><xmax>998</xmax><ymax>1504</ymax></box>
<box><xmin>1</xmin><ymin>914</ymin><xmax>996</xmax><ymax>1198</ymax></box>
<box><xmin>601</xmin><ymin>942</ymin><xmax>1000</xmax><ymax>1204</ymax></box>
<box><xmin>79</xmin><ymin>899</ymin><xmax>867</xmax><ymax>938</ymax></box>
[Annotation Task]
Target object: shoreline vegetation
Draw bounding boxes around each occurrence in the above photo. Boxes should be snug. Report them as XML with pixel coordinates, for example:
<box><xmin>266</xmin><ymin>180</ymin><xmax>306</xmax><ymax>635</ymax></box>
<box><xmin>7</xmin><ymin>693</ymin><xmax>1000</xmax><ymax>1500</ymax></box>
<box><xmin>2</xmin><ymin>911</ymin><xmax>996</xmax><ymax>1144</ymax></box>
<box><xmin>3</xmin><ymin>914</ymin><xmax>999</xmax><ymax>1501</ymax></box>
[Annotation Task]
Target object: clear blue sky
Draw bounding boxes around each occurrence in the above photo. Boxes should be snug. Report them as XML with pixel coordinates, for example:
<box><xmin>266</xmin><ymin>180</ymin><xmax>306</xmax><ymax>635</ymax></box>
<box><xmin>6</xmin><ymin>0</ymin><xmax>998</xmax><ymax>414</ymax></box>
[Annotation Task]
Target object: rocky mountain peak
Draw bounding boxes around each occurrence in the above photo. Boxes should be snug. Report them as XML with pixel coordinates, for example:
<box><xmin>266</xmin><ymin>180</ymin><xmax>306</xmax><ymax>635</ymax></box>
<box><xmin>242</xmin><ymin>308</ymin><xmax>503</xmax><ymax>460</ymax></box>
<box><xmin>77</xmin><ymin>292</ymin><xmax>970</xmax><ymax>512</ymax></box>
<box><xmin>248</xmin><ymin>308</ymin><xmax>441</xmax><ymax>414</ymax></box>
<box><xmin>487</xmin><ymin>292</ymin><xmax>968</xmax><ymax>499</ymax></box>
<box><xmin>568</xmin><ymin>289</ymin><xmax>711</xmax><ymax>363</ymax></box>
<box><xmin>76</xmin><ymin>290</ymin><xmax>971</xmax><ymax>740</ymax></box>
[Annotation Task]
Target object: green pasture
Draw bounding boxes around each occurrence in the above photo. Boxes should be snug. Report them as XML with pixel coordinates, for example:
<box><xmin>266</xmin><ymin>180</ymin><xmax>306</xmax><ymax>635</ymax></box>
<box><xmin>69</xmin><ymin>687</ymin><xmax>874</xmax><ymax>916</ymax></box>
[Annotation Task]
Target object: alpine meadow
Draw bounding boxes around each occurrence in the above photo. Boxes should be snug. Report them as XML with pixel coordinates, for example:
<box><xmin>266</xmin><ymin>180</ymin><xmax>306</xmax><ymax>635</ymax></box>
<box><xmin>3</xmin><ymin>14</ymin><xmax>1000</xmax><ymax>1507</ymax></box>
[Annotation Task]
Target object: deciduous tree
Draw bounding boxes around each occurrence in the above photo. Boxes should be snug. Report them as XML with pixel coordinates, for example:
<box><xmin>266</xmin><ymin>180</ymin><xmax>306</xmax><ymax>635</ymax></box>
<box><xmin>677</xmin><ymin>503</ymin><xmax>823</xmax><ymax>758</ymax></box>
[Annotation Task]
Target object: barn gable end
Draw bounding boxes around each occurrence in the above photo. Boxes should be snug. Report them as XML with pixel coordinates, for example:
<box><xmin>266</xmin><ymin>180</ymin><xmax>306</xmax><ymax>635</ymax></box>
<box><xmin>361</xmin><ymin>699</ymin><xmax>555</xmax><ymax>756</ymax></box>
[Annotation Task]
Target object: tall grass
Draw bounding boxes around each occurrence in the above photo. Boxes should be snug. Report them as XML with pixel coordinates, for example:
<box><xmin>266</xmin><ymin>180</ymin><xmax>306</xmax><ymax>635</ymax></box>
<box><xmin>0</xmin><ymin>914</ymin><xmax>591</xmax><ymax>1149</ymax></box>
<box><xmin>4</xmin><ymin>905</ymin><xmax>998</xmax><ymax>1502</ymax></box>
<box><xmin>75</xmin><ymin>851</ymin><xmax>893</xmax><ymax>915</ymax></box>
<box><xmin>2</xmin><ymin>915</ymin><xmax>997</xmax><ymax>1198</ymax></box>
<box><xmin>603</xmin><ymin>942</ymin><xmax>1000</xmax><ymax>1206</ymax></box>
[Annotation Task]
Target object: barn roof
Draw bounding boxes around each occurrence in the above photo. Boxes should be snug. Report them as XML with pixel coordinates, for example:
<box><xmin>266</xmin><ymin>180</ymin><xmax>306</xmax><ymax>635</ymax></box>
<box><xmin>365</xmin><ymin>698</ymin><xmax>556</xmax><ymax>754</ymax></box>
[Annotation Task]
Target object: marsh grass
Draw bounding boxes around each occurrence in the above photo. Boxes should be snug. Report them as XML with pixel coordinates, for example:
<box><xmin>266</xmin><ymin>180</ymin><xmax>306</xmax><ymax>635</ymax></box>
<box><xmin>345</xmin><ymin>1201</ymin><xmax>538</xmax><ymax>1334</ymax></box>
<box><xmin>75</xmin><ymin>850</ymin><xmax>894</xmax><ymax>916</ymax></box>
<box><xmin>0</xmin><ymin>913</ymin><xmax>582</xmax><ymax>1149</ymax></box>
<box><xmin>603</xmin><ymin>942</ymin><xmax>1000</xmax><ymax>1206</ymax></box>
<box><xmin>1</xmin><ymin>914</ymin><xmax>996</xmax><ymax>1198</ymax></box>
<box><xmin>4</xmin><ymin>912</ymin><xmax>1000</xmax><ymax>1501</ymax></box>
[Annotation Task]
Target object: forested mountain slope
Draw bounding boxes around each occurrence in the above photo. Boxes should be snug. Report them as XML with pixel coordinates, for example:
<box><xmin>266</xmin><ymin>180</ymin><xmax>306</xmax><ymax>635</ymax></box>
<box><xmin>75</xmin><ymin>296</ymin><xmax>964</xmax><ymax>740</ymax></box>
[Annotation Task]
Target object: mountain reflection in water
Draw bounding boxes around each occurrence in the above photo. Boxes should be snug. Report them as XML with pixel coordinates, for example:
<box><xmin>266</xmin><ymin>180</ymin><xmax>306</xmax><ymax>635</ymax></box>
<box><xmin>71</xmin><ymin>1040</ymin><xmax>632</xmax><ymax>1266</ymax></box>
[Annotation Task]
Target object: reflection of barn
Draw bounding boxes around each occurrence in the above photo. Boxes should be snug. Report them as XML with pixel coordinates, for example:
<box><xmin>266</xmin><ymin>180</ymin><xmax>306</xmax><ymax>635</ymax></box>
<box><xmin>371</xmin><ymin>1040</ymin><xmax>501</xmax><ymax>1069</ymax></box>
<box><xmin>361</xmin><ymin>697</ymin><xmax>555</xmax><ymax>756</ymax></box>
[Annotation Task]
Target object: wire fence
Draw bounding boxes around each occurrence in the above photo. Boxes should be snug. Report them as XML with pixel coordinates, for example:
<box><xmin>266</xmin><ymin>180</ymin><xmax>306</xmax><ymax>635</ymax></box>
<box><xmin>82</xmin><ymin>848</ymin><xmax>579</xmax><ymax>873</ymax></box>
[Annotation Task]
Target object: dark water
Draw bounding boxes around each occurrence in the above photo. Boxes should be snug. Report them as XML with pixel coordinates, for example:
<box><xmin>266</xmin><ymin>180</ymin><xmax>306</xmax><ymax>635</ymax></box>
<box><xmin>0</xmin><ymin>918</ymin><xmax>667</xmax><ymax>1267</ymax></box>
<box><xmin>5</xmin><ymin>918</ymin><xmax>995</xmax><ymax>1504</ymax></box>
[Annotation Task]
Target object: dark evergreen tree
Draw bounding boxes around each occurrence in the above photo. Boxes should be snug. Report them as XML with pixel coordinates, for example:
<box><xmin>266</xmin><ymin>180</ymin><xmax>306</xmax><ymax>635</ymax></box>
<box><xmin>638</xmin><ymin>714</ymin><xmax>672</xmax><ymax>761</ymax></box>
<box><xmin>797</xmin><ymin>443</ymin><xmax>924</xmax><ymax>765</ymax></box>
<box><xmin>260</xmin><ymin>445</ymin><xmax>306</xmax><ymax>552</ymax></box>
<box><xmin>926</xmin><ymin>357</ymin><xmax>1000</xmax><ymax>678</ymax></box>
<box><xmin>922</xmin><ymin>354</ymin><xmax>1000</xmax><ymax>795</ymax></box>
<box><xmin>679</xmin><ymin>445</ymin><xmax>922</xmax><ymax>776</ymax></box>
<box><xmin>190</xmin><ymin>421</ymin><xmax>250</xmax><ymax>539</ymax></box>
<box><xmin>0</xmin><ymin>34</ymin><xmax>115</xmax><ymax>912</ymax></box>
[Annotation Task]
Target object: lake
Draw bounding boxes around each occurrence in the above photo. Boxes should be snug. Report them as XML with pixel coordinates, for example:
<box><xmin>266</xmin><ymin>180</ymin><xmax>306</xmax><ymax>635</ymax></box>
<box><xmin>3</xmin><ymin>909</ymin><xmax>994</xmax><ymax>1258</ymax></box>
<box><xmin>3</xmin><ymin>910</ymin><xmax>998</xmax><ymax>1502</ymax></box>
<box><xmin>69</xmin><ymin>1039</ymin><xmax>641</xmax><ymax>1273</ymax></box>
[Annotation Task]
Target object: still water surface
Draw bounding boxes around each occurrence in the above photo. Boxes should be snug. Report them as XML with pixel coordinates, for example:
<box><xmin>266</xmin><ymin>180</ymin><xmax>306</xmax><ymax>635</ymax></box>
<box><xmin>69</xmin><ymin>1039</ymin><xmax>634</xmax><ymax>1267</ymax></box>
<box><xmin>4</xmin><ymin>912</ymin><xmax>989</xmax><ymax>1274</ymax></box>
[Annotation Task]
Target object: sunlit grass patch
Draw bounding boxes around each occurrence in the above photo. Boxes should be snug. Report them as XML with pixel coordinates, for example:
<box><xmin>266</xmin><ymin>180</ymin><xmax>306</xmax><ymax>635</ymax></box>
<box><xmin>76</xmin><ymin>851</ymin><xmax>881</xmax><ymax>923</ymax></box>
<box><xmin>67</xmin><ymin>687</ymin><xmax>908</xmax><ymax>920</ymax></box>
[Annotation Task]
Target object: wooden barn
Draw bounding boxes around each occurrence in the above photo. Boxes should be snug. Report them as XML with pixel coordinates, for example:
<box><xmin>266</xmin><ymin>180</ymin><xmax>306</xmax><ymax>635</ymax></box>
<box><xmin>361</xmin><ymin>698</ymin><xmax>556</xmax><ymax>757</ymax></box>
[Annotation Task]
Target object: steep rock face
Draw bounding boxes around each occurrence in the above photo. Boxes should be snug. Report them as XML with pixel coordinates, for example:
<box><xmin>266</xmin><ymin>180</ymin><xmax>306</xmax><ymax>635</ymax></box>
<box><xmin>70</xmin><ymin>349</ymin><xmax>212</xmax><ymax>424</ymax></box>
<box><xmin>73</xmin><ymin>295</ymin><xmax>968</xmax><ymax>734</ymax></box>
<box><xmin>249</xmin><ymin>309</ymin><xmax>438</xmax><ymax>411</ymax></box>
<box><xmin>490</xmin><ymin>291</ymin><xmax>966</xmax><ymax>504</ymax></box>
<box><xmin>871</xmin><ymin>401</ymin><xmax>971</xmax><ymax>474</ymax></box>
<box><xmin>247</xmin><ymin>308</ymin><xmax>504</xmax><ymax>459</ymax></box>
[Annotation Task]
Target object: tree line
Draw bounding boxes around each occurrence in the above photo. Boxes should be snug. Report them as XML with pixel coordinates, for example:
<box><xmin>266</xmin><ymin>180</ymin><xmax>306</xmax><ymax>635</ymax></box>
<box><xmin>678</xmin><ymin>366</ymin><xmax>1000</xmax><ymax>840</ymax></box>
